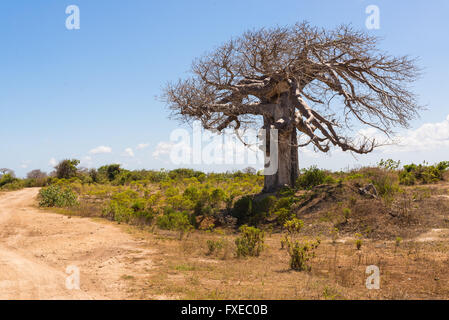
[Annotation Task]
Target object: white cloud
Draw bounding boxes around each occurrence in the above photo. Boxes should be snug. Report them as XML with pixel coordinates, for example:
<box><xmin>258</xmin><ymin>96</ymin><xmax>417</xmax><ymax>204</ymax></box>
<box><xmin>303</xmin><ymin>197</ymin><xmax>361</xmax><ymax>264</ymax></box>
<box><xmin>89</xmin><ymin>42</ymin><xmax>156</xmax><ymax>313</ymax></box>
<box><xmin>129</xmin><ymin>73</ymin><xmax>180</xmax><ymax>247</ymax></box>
<box><xmin>152</xmin><ymin>141</ymin><xmax>175</xmax><ymax>159</ymax></box>
<box><xmin>89</xmin><ymin>146</ymin><xmax>112</xmax><ymax>154</ymax></box>
<box><xmin>123</xmin><ymin>148</ymin><xmax>135</xmax><ymax>157</ymax></box>
<box><xmin>20</xmin><ymin>160</ymin><xmax>31</xmax><ymax>169</ymax></box>
<box><xmin>80</xmin><ymin>156</ymin><xmax>93</xmax><ymax>167</ymax></box>
<box><xmin>136</xmin><ymin>143</ymin><xmax>149</xmax><ymax>150</ymax></box>
<box><xmin>376</xmin><ymin>115</ymin><xmax>449</xmax><ymax>153</ymax></box>
<box><xmin>49</xmin><ymin>158</ymin><xmax>57</xmax><ymax>167</ymax></box>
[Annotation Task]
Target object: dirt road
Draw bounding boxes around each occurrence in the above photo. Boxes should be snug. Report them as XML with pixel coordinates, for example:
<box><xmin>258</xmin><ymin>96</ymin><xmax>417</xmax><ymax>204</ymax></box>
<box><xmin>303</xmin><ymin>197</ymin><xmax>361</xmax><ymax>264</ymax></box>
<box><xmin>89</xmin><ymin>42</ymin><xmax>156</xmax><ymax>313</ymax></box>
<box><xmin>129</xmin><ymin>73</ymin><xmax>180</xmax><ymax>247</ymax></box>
<box><xmin>0</xmin><ymin>188</ymin><xmax>154</xmax><ymax>300</ymax></box>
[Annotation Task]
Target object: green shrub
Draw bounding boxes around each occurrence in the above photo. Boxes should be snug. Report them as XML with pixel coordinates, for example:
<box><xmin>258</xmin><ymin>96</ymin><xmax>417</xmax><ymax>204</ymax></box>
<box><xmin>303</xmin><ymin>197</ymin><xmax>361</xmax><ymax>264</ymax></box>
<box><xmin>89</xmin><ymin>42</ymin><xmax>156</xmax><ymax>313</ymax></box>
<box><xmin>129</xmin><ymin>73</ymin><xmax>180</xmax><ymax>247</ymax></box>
<box><xmin>206</xmin><ymin>239</ymin><xmax>224</xmax><ymax>255</ymax></box>
<box><xmin>399</xmin><ymin>171</ymin><xmax>416</xmax><ymax>186</ymax></box>
<box><xmin>278</xmin><ymin>186</ymin><xmax>295</xmax><ymax>197</ymax></box>
<box><xmin>231</xmin><ymin>195</ymin><xmax>275</xmax><ymax>226</ymax></box>
<box><xmin>296</xmin><ymin>166</ymin><xmax>327</xmax><ymax>189</ymax></box>
<box><xmin>281</xmin><ymin>218</ymin><xmax>320</xmax><ymax>271</ymax></box>
<box><xmin>235</xmin><ymin>225</ymin><xmax>265</xmax><ymax>257</ymax></box>
<box><xmin>0</xmin><ymin>174</ymin><xmax>18</xmax><ymax>188</ymax></box>
<box><xmin>284</xmin><ymin>217</ymin><xmax>304</xmax><ymax>235</ymax></box>
<box><xmin>395</xmin><ymin>236</ymin><xmax>402</xmax><ymax>247</ymax></box>
<box><xmin>342</xmin><ymin>207</ymin><xmax>351</xmax><ymax>224</ymax></box>
<box><xmin>38</xmin><ymin>185</ymin><xmax>78</xmax><ymax>208</ymax></box>
<box><xmin>278</xmin><ymin>196</ymin><xmax>294</xmax><ymax>208</ymax></box>
<box><xmin>232</xmin><ymin>196</ymin><xmax>253</xmax><ymax>223</ymax></box>
<box><xmin>399</xmin><ymin>161</ymin><xmax>449</xmax><ymax>185</ymax></box>
<box><xmin>156</xmin><ymin>208</ymin><xmax>193</xmax><ymax>232</ymax></box>
<box><xmin>355</xmin><ymin>233</ymin><xmax>363</xmax><ymax>250</ymax></box>
<box><xmin>103</xmin><ymin>200</ymin><xmax>133</xmax><ymax>223</ymax></box>
<box><xmin>275</xmin><ymin>208</ymin><xmax>293</xmax><ymax>226</ymax></box>
<box><xmin>370</xmin><ymin>172</ymin><xmax>399</xmax><ymax>201</ymax></box>
<box><xmin>54</xmin><ymin>159</ymin><xmax>80</xmax><ymax>179</ymax></box>
<box><xmin>98</xmin><ymin>164</ymin><xmax>122</xmax><ymax>181</ymax></box>
<box><xmin>183</xmin><ymin>186</ymin><xmax>200</xmax><ymax>202</ymax></box>
<box><xmin>288</xmin><ymin>239</ymin><xmax>321</xmax><ymax>271</ymax></box>
<box><xmin>257</xmin><ymin>195</ymin><xmax>276</xmax><ymax>214</ymax></box>
<box><xmin>210</xmin><ymin>188</ymin><xmax>226</xmax><ymax>207</ymax></box>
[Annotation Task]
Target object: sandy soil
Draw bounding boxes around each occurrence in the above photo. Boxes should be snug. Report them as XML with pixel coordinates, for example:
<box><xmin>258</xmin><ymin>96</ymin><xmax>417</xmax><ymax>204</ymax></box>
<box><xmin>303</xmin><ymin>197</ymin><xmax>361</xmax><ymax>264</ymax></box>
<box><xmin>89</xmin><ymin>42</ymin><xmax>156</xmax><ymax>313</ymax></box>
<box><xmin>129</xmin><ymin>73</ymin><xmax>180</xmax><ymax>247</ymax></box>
<box><xmin>0</xmin><ymin>188</ymin><xmax>154</xmax><ymax>300</ymax></box>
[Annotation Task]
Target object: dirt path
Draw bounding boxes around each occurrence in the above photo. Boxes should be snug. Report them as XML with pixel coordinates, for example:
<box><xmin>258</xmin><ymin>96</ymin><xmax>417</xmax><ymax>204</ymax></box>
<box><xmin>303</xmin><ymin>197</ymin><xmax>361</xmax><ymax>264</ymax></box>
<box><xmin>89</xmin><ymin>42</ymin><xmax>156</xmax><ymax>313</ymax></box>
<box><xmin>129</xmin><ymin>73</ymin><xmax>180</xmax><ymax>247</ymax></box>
<box><xmin>0</xmin><ymin>188</ymin><xmax>154</xmax><ymax>300</ymax></box>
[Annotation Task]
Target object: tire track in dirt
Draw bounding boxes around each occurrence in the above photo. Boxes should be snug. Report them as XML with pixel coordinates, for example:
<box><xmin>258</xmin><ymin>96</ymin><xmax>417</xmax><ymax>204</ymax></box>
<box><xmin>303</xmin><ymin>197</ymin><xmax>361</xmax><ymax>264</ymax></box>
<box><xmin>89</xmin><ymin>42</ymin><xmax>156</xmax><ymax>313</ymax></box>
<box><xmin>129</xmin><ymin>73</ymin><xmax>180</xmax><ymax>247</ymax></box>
<box><xmin>0</xmin><ymin>188</ymin><xmax>155</xmax><ymax>300</ymax></box>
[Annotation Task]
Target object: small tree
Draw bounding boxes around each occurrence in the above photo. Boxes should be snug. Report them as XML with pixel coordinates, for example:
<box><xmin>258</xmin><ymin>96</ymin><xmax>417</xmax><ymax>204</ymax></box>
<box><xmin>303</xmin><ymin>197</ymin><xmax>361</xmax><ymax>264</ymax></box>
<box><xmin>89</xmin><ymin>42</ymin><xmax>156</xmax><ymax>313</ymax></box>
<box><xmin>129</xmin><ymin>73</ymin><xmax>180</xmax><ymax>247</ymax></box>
<box><xmin>282</xmin><ymin>218</ymin><xmax>320</xmax><ymax>271</ymax></box>
<box><xmin>54</xmin><ymin>159</ymin><xmax>80</xmax><ymax>179</ymax></box>
<box><xmin>98</xmin><ymin>164</ymin><xmax>122</xmax><ymax>181</ymax></box>
<box><xmin>0</xmin><ymin>168</ymin><xmax>15</xmax><ymax>178</ymax></box>
<box><xmin>235</xmin><ymin>225</ymin><xmax>265</xmax><ymax>257</ymax></box>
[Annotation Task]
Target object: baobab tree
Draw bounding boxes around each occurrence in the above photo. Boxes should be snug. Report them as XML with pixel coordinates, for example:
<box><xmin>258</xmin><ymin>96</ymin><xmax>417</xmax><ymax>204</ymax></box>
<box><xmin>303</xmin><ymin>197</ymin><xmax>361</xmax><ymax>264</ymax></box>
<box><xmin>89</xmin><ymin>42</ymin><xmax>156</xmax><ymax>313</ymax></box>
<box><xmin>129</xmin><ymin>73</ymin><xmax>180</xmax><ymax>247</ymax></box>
<box><xmin>163</xmin><ymin>22</ymin><xmax>421</xmax><ymax>192</ymax></box>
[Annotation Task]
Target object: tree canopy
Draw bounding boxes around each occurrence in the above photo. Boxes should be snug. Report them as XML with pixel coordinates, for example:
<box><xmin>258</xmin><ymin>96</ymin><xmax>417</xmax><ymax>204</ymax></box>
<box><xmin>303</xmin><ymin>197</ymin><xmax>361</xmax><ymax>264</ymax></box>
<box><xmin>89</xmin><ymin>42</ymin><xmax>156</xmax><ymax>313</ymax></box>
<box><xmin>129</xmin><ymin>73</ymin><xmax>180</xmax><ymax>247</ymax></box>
<box><xmin>164</xmin><ymin>22</ymin><xmax>421</xmax><ymax>154</ymax></box>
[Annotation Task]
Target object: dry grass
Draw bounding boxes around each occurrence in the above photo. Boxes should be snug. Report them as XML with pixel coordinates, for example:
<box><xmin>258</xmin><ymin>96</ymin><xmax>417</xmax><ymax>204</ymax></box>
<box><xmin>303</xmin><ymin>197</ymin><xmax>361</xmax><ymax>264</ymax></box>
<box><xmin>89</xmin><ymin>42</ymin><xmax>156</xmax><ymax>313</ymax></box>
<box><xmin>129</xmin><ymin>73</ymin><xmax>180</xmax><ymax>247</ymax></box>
<box><xmin>117</xmin><ymin>223</ymin><xmax>449</xmax><ymax>300</ymax></box>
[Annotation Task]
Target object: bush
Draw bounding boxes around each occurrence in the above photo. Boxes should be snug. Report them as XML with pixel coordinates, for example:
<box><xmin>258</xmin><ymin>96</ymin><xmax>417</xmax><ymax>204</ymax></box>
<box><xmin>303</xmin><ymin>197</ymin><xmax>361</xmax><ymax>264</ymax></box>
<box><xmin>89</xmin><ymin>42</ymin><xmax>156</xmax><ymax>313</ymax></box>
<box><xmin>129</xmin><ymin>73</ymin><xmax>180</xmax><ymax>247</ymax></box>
<box><xmin>232</xmin><ymin>196</ymin><xmax>253</xmax><ymax>223</ymax></box>
<box><xmin>206</xmin><ymin>239</ymin><xmax>224</xmax><ymax>255</ymax></box>
<box><xmin>98</xmin><ymin>164</ymin><xmax>122</xmax><ymax>182</ymax></box>
<box><xmin>231</xmin><ymin>195</ymin><xmax>276</xmax><ymax>226</ymax></box>
<box><xmin>369</xmin><ymin>170</ymin><xmax>399</xmax><ymax>201</ymax></box>
<box><xmin>296</xmin><ymin>166</ymin><xmax>327</xmax><ymax>189</ymax></box>
<box><xmin>0</xmin><ymin>174</ymin><xmax>18</xmax><ymax>188</ymax></box>
<box><xmin>156</xmin><ymin>208</ymin><xmax>193</xmax><ymax>233</ymax></box>
<box><xmin>235</xmin><ymin>225</ymin><xmax>265</xmax><ymax>257</ymax></box>
<box><xmin>281</xmin><ymin>218</ymin><xmax>320</xmax><ymax>271</ymax></box>
<box><xmin>275</xmin><ymin>208</ymin><xmax>293</xmax><ymax>226</ymax></box>
<box><xmin>355</xmin><ymin>233</ymin><xmax>363</xmax><ymax>250</ymax></box>
<box><xmin>399</xmin><ymin>171</ymin><xmax>416</xmax><ymax>186</ymax></box>
<box><xmin>54</xmin><ymin>159</ymin><xmax>80</xmax><ymax>179</ymax></box>
<box><xmin>103</xmin><ymin>200</ymin><xmax>133</xmax><ymax>223</ymax></box>
<box><xmin>399</xmin><ymin>161</ymin><xmax>449</xmax><ymax>185</ymax></box>
<box><xmin>288</xmin><ymin>239</ymin><xmax>321</xmax><ymax>271</ymax></box>
<box><xmin>395</xmin><ymin>236</ymin><xmax>402</xmax><ymax>247</ymax></box>
<box><xmin>39</xmin><ymin>185</ymin><xmax>78</xmax><ymax>208</ymax></box>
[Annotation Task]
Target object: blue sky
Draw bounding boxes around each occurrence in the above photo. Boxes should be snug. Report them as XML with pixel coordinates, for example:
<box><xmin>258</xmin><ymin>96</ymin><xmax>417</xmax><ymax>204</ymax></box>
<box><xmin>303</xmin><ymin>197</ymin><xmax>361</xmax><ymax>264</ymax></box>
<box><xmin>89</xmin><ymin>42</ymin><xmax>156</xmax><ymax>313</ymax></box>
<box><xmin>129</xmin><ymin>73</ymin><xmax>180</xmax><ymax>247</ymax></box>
<box><xmin>1</xmin><ymin>0</ymin><xmax>448</xmax><ymax>177</ymax></box>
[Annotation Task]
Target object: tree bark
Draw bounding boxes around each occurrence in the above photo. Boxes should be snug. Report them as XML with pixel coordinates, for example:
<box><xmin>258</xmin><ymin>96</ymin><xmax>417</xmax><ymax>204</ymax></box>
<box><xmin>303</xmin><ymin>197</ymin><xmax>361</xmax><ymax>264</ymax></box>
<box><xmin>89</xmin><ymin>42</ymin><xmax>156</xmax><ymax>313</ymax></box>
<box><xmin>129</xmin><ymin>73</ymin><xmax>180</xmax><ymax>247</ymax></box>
<box><xmin>262</xmin><ymin>92</ymin><xmax>299</xmax><ymax>193</ymax></box>
<box><xmin>263</xmin><ymin>128</ymin><xmax>299</xmax><ymax>192</ymax></box>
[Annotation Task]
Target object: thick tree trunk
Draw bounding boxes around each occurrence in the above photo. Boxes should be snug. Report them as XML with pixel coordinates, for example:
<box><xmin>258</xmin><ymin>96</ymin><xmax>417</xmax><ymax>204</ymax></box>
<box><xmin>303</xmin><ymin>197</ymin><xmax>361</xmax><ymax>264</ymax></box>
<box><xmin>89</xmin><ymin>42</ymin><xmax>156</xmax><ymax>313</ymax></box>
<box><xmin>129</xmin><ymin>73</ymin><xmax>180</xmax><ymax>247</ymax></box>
<box><xmin>262</xmin><ymin>92</ymin><xmax>299</xmax><ymax>193</ymax></box>
<box><xmin>263</xmin><ymin>128</ymin><xmax>299</xmax><ymax>192</ymax></box>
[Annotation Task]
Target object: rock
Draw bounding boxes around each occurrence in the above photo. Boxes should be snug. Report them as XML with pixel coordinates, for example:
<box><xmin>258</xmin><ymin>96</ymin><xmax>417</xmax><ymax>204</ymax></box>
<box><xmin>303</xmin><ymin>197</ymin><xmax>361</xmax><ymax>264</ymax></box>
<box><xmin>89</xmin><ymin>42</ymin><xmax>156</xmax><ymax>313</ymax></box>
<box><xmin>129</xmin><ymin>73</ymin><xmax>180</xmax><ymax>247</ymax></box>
<box><xmin>358</xmin><ymin>183</ymin><xmax>378</xmax><ymax>199</ymax></box>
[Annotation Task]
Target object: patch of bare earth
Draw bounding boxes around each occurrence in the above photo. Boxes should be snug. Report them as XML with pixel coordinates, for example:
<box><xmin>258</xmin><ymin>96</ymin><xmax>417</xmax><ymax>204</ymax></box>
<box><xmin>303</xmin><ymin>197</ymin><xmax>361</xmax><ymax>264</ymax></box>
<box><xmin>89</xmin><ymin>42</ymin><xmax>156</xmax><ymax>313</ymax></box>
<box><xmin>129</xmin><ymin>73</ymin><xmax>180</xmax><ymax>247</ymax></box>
<box><xmin>0</xmin><ymin>188</ymin><xmax>159</xmax><ymax>299</ymax></box>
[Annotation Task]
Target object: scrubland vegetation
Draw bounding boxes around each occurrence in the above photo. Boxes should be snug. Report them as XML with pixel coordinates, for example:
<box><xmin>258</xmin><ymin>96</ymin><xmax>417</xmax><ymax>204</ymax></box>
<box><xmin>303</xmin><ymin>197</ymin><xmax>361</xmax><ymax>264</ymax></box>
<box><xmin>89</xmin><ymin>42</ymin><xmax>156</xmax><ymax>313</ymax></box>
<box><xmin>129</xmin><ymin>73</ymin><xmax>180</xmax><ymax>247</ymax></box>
<box><xmin>1</xmin><ymin>159</ymin><xmax>449</xmax><ymax>299</ymax></box>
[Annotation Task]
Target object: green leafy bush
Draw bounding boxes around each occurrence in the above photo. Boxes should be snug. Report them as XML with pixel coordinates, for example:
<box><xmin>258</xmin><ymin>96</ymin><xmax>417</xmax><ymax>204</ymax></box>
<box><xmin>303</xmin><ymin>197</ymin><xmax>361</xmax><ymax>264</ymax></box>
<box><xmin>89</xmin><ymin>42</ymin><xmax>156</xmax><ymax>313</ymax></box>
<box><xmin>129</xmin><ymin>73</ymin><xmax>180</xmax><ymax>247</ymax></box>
<box><xmin>38</xmin><ymin>185</ymin><xmax>78</xmax><ymax>208</ymax></box>
<box><xmin>0</xmin><ymin>174</ymin><xmax>18</xmax><ymax>188</ymax></box>
<box><xmin>355</xmin><ymin>233</ymin><xmax>363</xmax><ymax>250</ymax></box>
<box><xmin>288</xmin><ymin>239</ymin><xmax>321</xmax><ymax>271</ymax></box>
<box><xmin>231</xmin><ymin>195</ymin><xmax>276</xmax><ymax>226</ymax></box>
<box><xmin>296</xmin><ymin>166</ymin><xmax>328</xmax><ymax>189</ymax></box>
<box><xmin>206</xmin><ymin>239</ymin><xmax>224</xmax><ymax>255</ymax></box>
<box><xmin>235</xmin><ymin>225</ymin><xmax>265</xmax><ymax>257</ymax></box>
<box><xmin>281</xmin><ymin>218</ymin><xmax>320</xmax><ymax>271</ymax></box>
<box><xmin>275</xmin><ymin>208</ymin><xmax>293</xmax><ymax>226</ymax></box>
<box><xmin>156</xmin><ymin>208</ymin><xmax>193</xmax><ymax>232</ymax></box>
<box><xmin>369</xmin><ymin>170</ymin><xmax>399</xmax><ymax>201</ymax></box>
<box><xmin>103</xmin><ymin>200</ymin><xmax>133</xmax><ymax>223</ymax></box>
<box><xmin>399</xmin><ymin>161</ymin><xmax>449</xmax><ymax>185</ymax></box>
<box><xmin>54</xmin><ymin>159</ymin><xmax>80</xmax><ymax>179</ymax></box>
